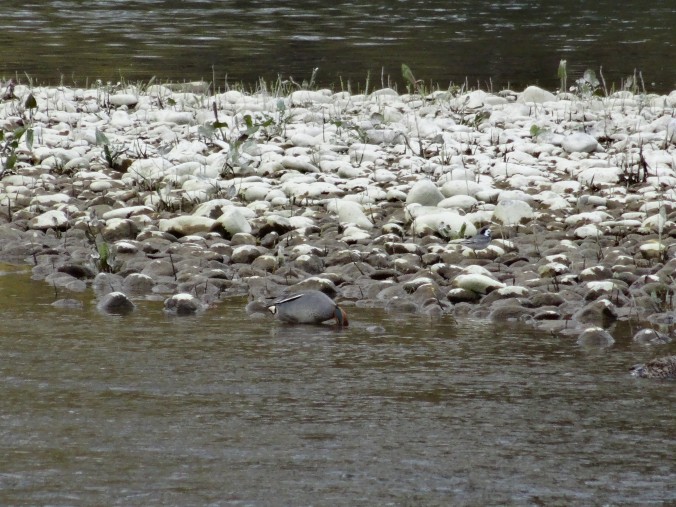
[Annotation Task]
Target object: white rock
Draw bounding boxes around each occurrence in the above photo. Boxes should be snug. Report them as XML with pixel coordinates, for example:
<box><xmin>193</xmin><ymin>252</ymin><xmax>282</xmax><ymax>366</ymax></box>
<box><xmin>29</xmin><ymin>210</ymin><xmax>69</xmax><ymax>230</ymax></box>
<box><xmin>89</xmin><ymin>180</ymin><xmax>115</xmax><ymax>192</ymax></box>
<box><xmin>114</xmin><ymin>241</ymin><xmax>139</xmax><ymax>254</ymax></box>
<box><xmin>438</xmin><ymin>195</ymin><xmax>478</xmax><ymax>210</ymax></box>
<box><xmin>410</xmin><ymin>210</ymin><xmax>469</xmax><ymax>238</ymax></box>
<box><xmin>562</xmin><ymin>132</ymin><xmax>599</xmax><ymax>153</ymax></box>
<box><xmin>406</xmin><ymin>179</ymin><xmax>444</xmax><ymax>206</ymax></box>
<box><xmin>342</xmin><ymin>226</ymin><xmax>372</xmax><ymax>242</ymax></box>
<box><xmin>440</xmin><ymin>180</ymin><xmax>485</xmax><ymax>198</ymax></box>
<box><xmin>574</xmin><ymin>224</ymin><xmax>602</xmax><ymax>239</ymax></box>
<box><xmin>279</xmin><ymin>156</ymin><xmax>320</xmax><ymax>173</ymax></box>
<box><xmin>495</xmin><ymin>286</ymin><xmax>530</xmax><ymax>297</ymax></box>
<box><xmin>373</xmin><ymin>168</ymin><xmax>397</xmax><ymax>183</ymax></box>
<box><xmin>29</xmin><ymin>193</ymin><xmax>71</xmax><ymax>209</ymax></box>
<box><xmin>639</xmin><ymin>241</ymin><xmax>667</xmax><ymax>259</ymax></box>
<box><xmin>453</xmin><ymin>274</ymin><xmax>505</xmax><ymax>294</ymax></box>
<box><xmin>493</xmin><ymin>199</ymin><xmax>533</xmax><ymax>225</ymax></box>
<box><xmin>518</xmin><ymin>86</ymin><xmax>557</xmax><ymax>104</ymax></box>
<box><xmin>370</xmin><ymin>88</ymin><xmax>399</xmax><ymax>98</ymax></box>
<box><xmin>102</xmin><ymin>206</ymin><xmax>154</xmax><ymax>220</ymax></box>
<box><xmin>538</xmin><ymin>262</ymin><xmax>569</xmax><ymax>277</ymax></box>
<box><xmin>159</xmin><ymin>216</ymin><xmax>214</xmax><ymax>236</ymax></box>
<box><xmin>327</xmin><ymin>199</ymin><xmax>373</xmax><ymax>229</ymax></box>
<box><xmin>551</xmin><ymin>180</ymin><xmax>581</xmax><ymax>194</ymax></box>
<box><xmin>290</xmin><ymin>90</ymin><xmax>331</xmax><ymax>106</ymax></box>
<box><xmin>151</xmin><ymin>110</ymin><xmax>194</xmax><ymax>125</ymax></box>
<box><xmin>216</xmin><ymin>207</ymin><xmax>252</xmax><ymax>235</ymax></box>
<box><xmin>577</xmin><ymin>167</ymin><xmax>620</xmax><ymax>185</ymax></box>
<box><xmin>109</xmin><ymin>94</ymin><xmax>138</xmax><ymax>107</ymax></box>
<box><xmin>667</xmin><ymin>118</ymin><xmax>676</xmax><ymax>145</ymax></box>
<box><xmin>640</xmin><ymin>214</ymin><xmax>673</xmax><ymax>232</ymax></box>
<box><xmin>564</xmin><ymin>211</ymin><xmax>613</xmax><ymax>225</ymax></box>
<box><xmin>125</xmin><ymin>158</ymin><xmax>174</xmax><ymax>182</ymax></box>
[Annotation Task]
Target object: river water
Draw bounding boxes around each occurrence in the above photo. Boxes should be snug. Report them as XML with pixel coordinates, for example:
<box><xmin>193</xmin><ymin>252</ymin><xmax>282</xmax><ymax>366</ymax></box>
<box><xmin>1</xmin><ymin>263</ymin><xmax>674</xmax><ymax>505</ymax></box>
<box><xmin>1</xmin><ymin>0</ymin><xmax>675</xmax><ymax>92</ymax></box>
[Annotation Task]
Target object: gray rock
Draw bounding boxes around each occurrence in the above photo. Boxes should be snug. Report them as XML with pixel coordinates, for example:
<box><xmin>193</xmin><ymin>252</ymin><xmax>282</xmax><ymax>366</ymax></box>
<box><xmin>57</xmin><ymin>263</ymin><xmax>96</xmax><ymax>280</ymax></box>
<box><xmin>163</xmin><ymin>293</ymin><xmax>206</xmax><ymax>315</ymax></box>
<box><xmin>573</xmin><ymin>300</ymin><xmax>618</xmax><ymax>327</ymax></box>
<box><xmin>92</xmin><ymin>272</ymin><xmax>125</xmax><ymax>295</ymax></box>
<box><xmin>97</xmin><ymin>291</ymin><xmax>135</xmax><ymax>315</ymax></box>
<box><xmin>577</xmin><ymin>327</ymin><xmax>615</xmax><ymax>348</ymax></box>
<box><xmin>51</xmin><ymin>298</ymin><xmax>84</xmax><ymax>309</ymax></box>
<box><xmin>447</xmin><ymin>288</ymin><xmax>481</xmax><ymax>303</ymax></box>
<box><xmin>230</xmin><ymin>245</ymin><xmax>263</xmax><ymax>264</ymax></box>
<box><xmin>44</xmin><ymin>272</ymin><xmax>87</xmax><ymax>292</ymax></box>
<box><xmin>101</xmin><ymin>219</ymin><xmax>140</xmax><ymax>242</ymax></box>
<box><xmin>489</xmin><ymin>302</ymin><xmax>534</xmax><ymax>322</ymax></box>
<box><xmin>123</xmin><ymin>273</ymin><xmax>155</xmax><ymax>295</ymax></box>
<box><xmin>632</xmin><ymin>329</ymin><xmax>671</xmax><ymax>345</ymax></box>
<box><xmin>140</xmin><ymin>259</ymin><xmax>177</xmax><ymax>279</ymax></box>
<box><xmin>385</xmin><ymin>298</ymin><xmax>419</xmax><ymax>313</ymax></box>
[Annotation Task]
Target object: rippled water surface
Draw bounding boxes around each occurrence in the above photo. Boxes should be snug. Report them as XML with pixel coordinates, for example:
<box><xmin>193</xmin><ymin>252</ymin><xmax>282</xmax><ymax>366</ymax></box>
<box><xmin>1</xmin><ymin>0</ymin><xmax>675</xmax><ymax>91</ymax></box>
<box><xmin>1</xmin><ymin>265</ymin><xmax>675</xmax><ymax>505</ymax></box>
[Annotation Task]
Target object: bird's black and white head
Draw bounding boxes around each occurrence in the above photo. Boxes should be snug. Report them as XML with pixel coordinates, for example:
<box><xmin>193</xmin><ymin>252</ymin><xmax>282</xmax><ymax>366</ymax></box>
<box><xmin>479</xmin><ymin>226</ymin><xmax>491</xmax><ymax>239</ymax></box>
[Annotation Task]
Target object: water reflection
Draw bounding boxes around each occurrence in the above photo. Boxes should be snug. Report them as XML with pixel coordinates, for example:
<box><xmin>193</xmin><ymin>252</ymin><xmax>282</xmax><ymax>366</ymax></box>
<box><xmin>0</xmin><ymin>268</ymin><xmax>674</xmax><ymax>504</ymax></box>
<box><xmin>0</xmin><ymin>1</ymin><xmax>674</xmax><ymax>91</ymax></box>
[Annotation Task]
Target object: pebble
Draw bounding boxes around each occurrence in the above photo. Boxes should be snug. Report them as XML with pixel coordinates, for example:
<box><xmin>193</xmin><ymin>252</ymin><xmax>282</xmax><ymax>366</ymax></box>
<box><xmin>1</xmin><ymin>81</ymin><xmax>675</xmax><ymax>348</ymax></box>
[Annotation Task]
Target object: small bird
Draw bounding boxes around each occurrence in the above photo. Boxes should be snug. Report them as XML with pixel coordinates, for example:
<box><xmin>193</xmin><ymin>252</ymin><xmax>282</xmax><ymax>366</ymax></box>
<box><xmin>630</xmin><ymin>355</ymin><xmax>676</xmax><ymax>379</ymax></box>
<box><xmin>460</xmin><ymin>226</ymin><xmax>492</xmax><ymax>252</ymax></box>
<box><xmin>268</xmin><ymin>290</ymin><xmax>349</xmax><ymax>326</ymax></box>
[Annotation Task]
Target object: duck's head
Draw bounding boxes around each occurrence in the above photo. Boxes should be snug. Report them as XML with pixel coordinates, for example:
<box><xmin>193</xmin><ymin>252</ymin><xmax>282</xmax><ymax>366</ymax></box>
<box><xmin>334</xmin><ymin>306</ymin><xmax>349</xmax><ymax>327</ymax></box>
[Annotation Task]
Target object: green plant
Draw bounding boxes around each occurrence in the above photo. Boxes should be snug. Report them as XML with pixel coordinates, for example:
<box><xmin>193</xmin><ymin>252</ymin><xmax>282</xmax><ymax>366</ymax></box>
<box><xmin>402</xmin><ymin>64</ymin><xmax>423</xmax><ymax>95</ymax></box>
<box><xmin>84</xmin><ymin>212</ymin><xmax>120</xmax><ymax>273</ymax></box>
<box><xmin>557</xmin><ymin>59</ymin><xmax>567</xmax><ymax>92</ymax></box>
<box><xmin>95</xmin><ymin>128</ymin><xmax>129</xmax><ymax>170</ymax></box>
<box><xmin>0</xmin><ymin>93</ymin><xmax>36</xmax><ymax>175</ymax></box>
<box><xmin>0</xmin><ymin>126</ymin><xmax>31</xmax><ymax>175</ymax></box>
<box><xmin>573</xmin><ymin>69</ymin><xmax>600</xmax><ymax>97</ymax></box>
<box><xmin>529</xmin><ymin>124</ymin><xmax>549</xmax><ymax>139</ymax></box>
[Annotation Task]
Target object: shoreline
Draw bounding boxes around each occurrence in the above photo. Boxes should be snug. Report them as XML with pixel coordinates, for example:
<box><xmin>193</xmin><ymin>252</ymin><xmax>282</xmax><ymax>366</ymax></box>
<box><xmin>1</xmin><ymin>80</ymin><xmax>676</xmax><ymax>343</ymax></box>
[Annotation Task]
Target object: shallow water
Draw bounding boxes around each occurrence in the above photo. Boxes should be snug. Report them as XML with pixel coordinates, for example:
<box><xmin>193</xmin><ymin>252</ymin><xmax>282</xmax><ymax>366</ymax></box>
<box><xmin>1</xmin><ymin>264</ymin><xmax>674</xmax><ymax>505</ymax></box>
<box><xmin>1</xmin><ymin>0</ymin><xmax>675</xmax><ymax>92</ymax></box>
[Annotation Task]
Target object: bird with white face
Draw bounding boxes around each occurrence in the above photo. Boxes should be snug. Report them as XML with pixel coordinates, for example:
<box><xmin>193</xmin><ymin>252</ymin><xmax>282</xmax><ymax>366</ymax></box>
<box><xmin>460</xmin><ymin>226</ymin><xmax>492</xmax><ymax>253</ymax></box>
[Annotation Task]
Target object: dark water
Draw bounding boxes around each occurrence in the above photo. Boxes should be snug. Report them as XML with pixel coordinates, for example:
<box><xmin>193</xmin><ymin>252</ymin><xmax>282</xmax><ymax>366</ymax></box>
<box><xmin>1</xmin><ymin>1</ymin><xmax>674</xmax><ymax>92</ymax></box>
<box><xmin>1</xmin><ymin>264</ymin><xmax>675</xmax><ymax>505</ymax></box>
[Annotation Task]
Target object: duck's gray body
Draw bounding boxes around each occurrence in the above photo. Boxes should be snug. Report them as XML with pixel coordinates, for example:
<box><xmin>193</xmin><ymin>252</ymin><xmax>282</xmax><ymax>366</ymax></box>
<box><xmin>461</xmin><ymin>226</ymin><xmax>492</xmax><ymax>251</ymax></box>
<box><xmin>268</xmin><ymin>290</ymin><xmax>348</xmax><ymax>326</ymax></box>
<box><xmin>630</xmin><ymin>355</ymin><xmax>676</xmax><ymax>379</ymax></box>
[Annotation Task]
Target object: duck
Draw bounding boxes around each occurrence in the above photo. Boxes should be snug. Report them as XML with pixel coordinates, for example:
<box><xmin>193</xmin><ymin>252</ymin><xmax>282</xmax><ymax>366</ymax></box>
<box><xmin>460</xmin><ymin>226</ymin><xmax>492</xmax><ymax>252</ymax></box>
<box><xmin>267</xmin><ymin>290</ymin><xmax>349</xmax><ymax>326</ymax></box>
<box><xmin>630</xmin><ymin>355</ymin><xmax>676</xmax><ymax>379</ymax></box>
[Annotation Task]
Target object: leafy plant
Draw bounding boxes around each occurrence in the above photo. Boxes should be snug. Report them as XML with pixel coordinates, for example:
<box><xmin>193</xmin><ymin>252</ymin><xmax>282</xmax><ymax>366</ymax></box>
<box><xmin>530</xmin><ymin>124</ymin><xmax>549</xmax><ymax>139</ymax></box>
<box><xmin>0</xmin><ymin>93</ymin><xmax>36</xmax><ymax>175</ymax></box>
<box><xmin>95</xmin><ymin>128</ymin><xmax>129</xmax><ymax>170</ymax></box>
<box><xmin>0</xmin><ymin>126</ymin><xmax>33</xmax><ymax>175</ymax></box>
<box><xmin>557</xmin><ymin>59</ymin><xmax>567</xmax><ymax>93</ymax></box>
<box><xmin>573</xmin><ymin>69</ymin><xmax>600</xmax><ymax>97</ymax></box>
<box><xmin>84</xmin><ymin>211</ymin><xmax>120</xmax><ymax>273</ymax></box>
<box><xmin>402</xmin><ymin>64</ymin><xmax>423</xmax><ymax>95</ymax></box>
